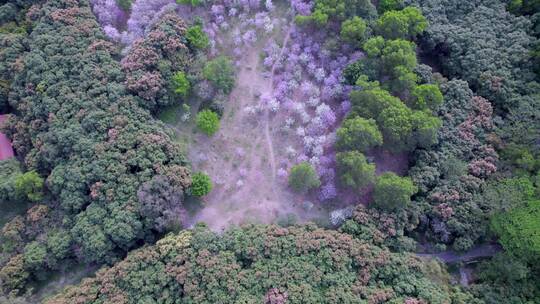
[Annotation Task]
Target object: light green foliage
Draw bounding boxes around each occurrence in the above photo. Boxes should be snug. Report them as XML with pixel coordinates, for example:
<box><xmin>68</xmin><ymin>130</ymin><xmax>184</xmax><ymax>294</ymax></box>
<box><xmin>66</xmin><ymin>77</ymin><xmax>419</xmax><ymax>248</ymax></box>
<box><xmin>191</xmin><ymin>172</ymin><xmax>212</xmax><ymax>197</ymax></box>
<box><xmin>295</xmin><ymin>0</ymin><xmax>376</xmax><ymax>26</ymax></box>
<box><xmin>336</xmin><ymin>116</ymin><xmax>383</xmax><ymax>151</ymax></box>
<box><xmin>479</xmin><ymin>177</ymin><xmax>536</xmax><ymax>213</ymax></box>
<box><xmin>340</xmin><ymin>17</ymin><xmax>367</xmax><ymax>46</ymax></box>
<box><xmin>186</xmin><ymin>25</ymin><xmax>209</xmax><ymax>50</ymax></box>
<box><xmin>336</xmin><ymin>151</ymin><xmax>376</xmax><ymax>188</ymax></box>
<box><xmin>411</xmin><ymin>83</ymin><xmax>443</xmax><ymax>111</ymax></box>
<box><xmin>390</xmin><ymin>65</ymin><xmax>418</xmax><ymax>93</ymax></box>
<box><xmin>373</xmin><ymin>172</ymin><xmax>417</xmax><ymax>211</ymax></box>
<box><xmin>376</xmin><ymin>7</ymin><xmax>428</xmax><ymax>39</ymax></box>
<box><xmin>379</xmin><ymin>0</ymin><xmax>404</xmax><ymax>13</ymax></box>
<box><xmin>196</xmin><ymin>109</ymin><xmax>220</xmax><ymax>136</ymax></box>
<box><xmin>491</xmin><ymin>200</ymin><xmax>540</xmax><ymax>262</ymax></box>
<box><xmin>362</xmin><ymin>37</ymin><xmax>418</xmax><ymax>85</ymax></box>
<box><xmin>350</xmin><ymin>86</ymin><xmax>402</xmax><ymax>119</ymax></box>
<box><xmin>203</xmin><ymin>56</ymin><xmax>235</xmax><ymax>94</ymax></box>
<box><xmin>15</xmin><ymin>171</ymin><xmax>44</xmax><ymax>202</ymax></box>
<box><xmin>171</xmin><ymin>71</ymin><xmax>190</xmax><ymax>97</ymax></box>
<box><xmin>379</xmin><ymin>104</ymin><xmax>413</xmax><ymax>150</ymax></box>
<box><xmin>288</xmin><ymin>162</ymin><xmax>321</xmax><ymax>193</ymax></box>
<box><xmin>176</xmin><ymin>0</ymin><xmax>202</xmax><ymax>6</ymax></box>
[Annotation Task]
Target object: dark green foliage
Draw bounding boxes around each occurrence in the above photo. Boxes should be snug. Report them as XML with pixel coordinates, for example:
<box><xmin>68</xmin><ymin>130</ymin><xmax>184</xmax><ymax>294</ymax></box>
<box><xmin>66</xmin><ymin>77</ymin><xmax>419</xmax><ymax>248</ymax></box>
<box><xmin>46</xmin><ymin>225</ymin><xmax>479</xmax><ymax>304</ymax></box>
<box><xmin>0</xmin><ymin>159</ymin><xmax>22</xmax><ymax>202</ymax></box>
<box><xmin>14</xmin><ymin>171</ymin><xmax>44</xmax><ymax>202</ymax></box>
<box><xmin>340</xmin><ymin>16</ymin><xmax>367</xmax><ymax>46</ymax></box>
<box><xmin>336</xmin><ymin>151</ymin><xmax>376</xmax><ymax>188</ymax></box>
<box><xmin>288</xmin><ymin>162</ymin><xmax>321</xmax><ymax>193</ymax></box>
<box><xmin>196</xmin><ymin>109</ymin><xmax>220</xmax><ymax>136</ymax></box>
<box><xmin>0</xmin><ymin>0</ymin><xmax>191</xmax><ymax>290</ymax></box>
<box><xmin>186</xmin><ymin>25</ymin><xmax>209</xmax><ymax>50</ymax></box>
<box><xmin>190</xmin><ymin>172</ymin><xmax>212</xmax><ymax>197</ymax></box>
<box><xmin>116</xmin><ymin>0</ymin><xmax>132</xmax><ymax>10</ymax></box>
<box><xmin>373</xmin><ymin>172</ymin><xmax>418</xmax><ymax>211</ymax></box>
<box><xmin>409</xmin><ymin>80</ymin><xmax>498</xmax><ymax>248</ymax></box>
<box><xmin>336</xmin><ymin>116</ymin><xmax>383</xmax><ymax>151</ymax></box>
<box><xmin>202</xmin><ymin>56</ymin><xmax>235</xmax><ymax>94</ymax></box>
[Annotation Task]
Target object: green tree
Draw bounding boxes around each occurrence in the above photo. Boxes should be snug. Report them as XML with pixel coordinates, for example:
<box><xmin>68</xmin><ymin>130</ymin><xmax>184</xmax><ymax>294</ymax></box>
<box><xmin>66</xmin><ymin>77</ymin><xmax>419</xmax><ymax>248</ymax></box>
<box><xmin>379</xmin><ymin>104</ymin><xmax>413</xmax><ymax>151</ymax></box>
<box><xmin>288</xmin><ymin>162</ymin><xmax>321</xmax><ymax>193</ymax></box>
<box><xmin>373</xmin><ymin>172</ymin><xmax>417</xmax><ymax>211</ymax></box>
<box><xmin>376</xmin><ymin>7</ymin><xmax>427</xmax><ymax>39</ymax></box>
<box><xmin>203</xmin><ymin>56</ymin><xmax>235</xmax><ymax>94</ymax></box>
<box><xmin>350</xmin><ymin>86</ymin><xmax>402</xmax><ymax>119</ymax></box>
<box><xmin>491</xmin><ymin>200</ymin><xmax>540</xmax><ymax>262</ymax></box>
<box><xmin>336</xmin><ymin>151</ymin><xmax>376</xmax><ymax>189</ymax></box>
<box><xmin>411</xmin><ymin>110</ymin><xmax>442</xmax><ymax>148</ymax></box>
<box><xmin>411</xmin><ymin>84</ymin><xmax>443</xmax><ymax>111</ymax></box>
<box><xmin>171</xmin><ymin>71</ymin><xmax>190</xmax><ymax>97</ymax></box>
<box><xmin>190</xmin><ymin>172</ymin><xmax>212</xmax><ymax>197</ymax></box>
<box><xmin>15</xmin><ymin>171</ymin><xmax>44</xmax><ymax>202</ymax></box>
<box><xmin>336</xmin><ymin>116</ymin><xmax>383</xmax><ymax>151</ymax></box>
<box><xmin>116</xmin><ymin>0</ymin><xmax>132</xmax><ymax>10</ymax></box>
<box><xmin>196</xmin><ymin>110</ymin><xmax>220</xmax><ymax>136</ymax></box>
<box><xmin>378</xmin><ymin>0</ymin><xmax>403</xmax><ymax>13</ymax></box>
<box><xmin>340</xmin><ymin>17</ymin><xmax>367</xmax><ymax>46</ymax></box>
<box><xmin>186</xmin><ymin>25</ymin><xmax>209</xmax><ymax>50</ymax></box>
<box><xmin>176</xmin><ymin>0</ymin><xmax>202</xmax><ymax>6</ymax></box>
<box><xmin>23</xmin><ymin>241</ymin><xmax>47</xmax><ymax>271</ymax></box>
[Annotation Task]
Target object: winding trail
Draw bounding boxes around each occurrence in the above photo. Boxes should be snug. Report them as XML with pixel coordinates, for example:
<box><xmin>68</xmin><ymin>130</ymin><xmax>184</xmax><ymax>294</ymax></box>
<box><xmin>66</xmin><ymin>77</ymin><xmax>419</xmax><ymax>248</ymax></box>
<box><xmin>264</xmin><ymin>23</ymin><xmax>293</xmax><ymax>183</ymax></box>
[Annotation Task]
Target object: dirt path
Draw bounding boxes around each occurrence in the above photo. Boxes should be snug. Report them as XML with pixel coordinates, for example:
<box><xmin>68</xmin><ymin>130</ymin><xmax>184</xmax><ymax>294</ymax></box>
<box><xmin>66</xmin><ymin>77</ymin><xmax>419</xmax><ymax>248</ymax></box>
<box><xmin>264</xmin><ymin>26</ymin><xmax>292</xmax><ymax>183</ymax></box>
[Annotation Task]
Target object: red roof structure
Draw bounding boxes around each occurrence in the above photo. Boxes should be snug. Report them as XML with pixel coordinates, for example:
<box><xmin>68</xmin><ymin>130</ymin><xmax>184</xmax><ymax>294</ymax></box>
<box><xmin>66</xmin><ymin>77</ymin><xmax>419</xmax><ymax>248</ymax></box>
<box><xmin>0</xmin><ymin>115</ymin><xmax>14</xmax><ymax>160</ymax></box>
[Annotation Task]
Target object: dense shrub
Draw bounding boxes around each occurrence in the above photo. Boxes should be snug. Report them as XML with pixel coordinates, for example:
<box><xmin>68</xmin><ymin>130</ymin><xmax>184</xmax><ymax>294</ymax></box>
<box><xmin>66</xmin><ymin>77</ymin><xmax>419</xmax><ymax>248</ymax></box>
<box><xmin>375</xmin><ymin>7</ymin><xmax>427</xmax><ymax>40</ymax></box>
<box><xmin>336</xmin><ymin>151</ymin><xmax>376</xmax><ymax>189</ymax></box>
<box><xmin>340</xmin><ymin>16</ymin><xmax>367</xmax><ymax>46</ymax></box>
<box><xmin>196</xmin><ymin>109</ymin><xmax>220</xmax><ymax>136</ymax></box>
<box><xmin>202</xmin><ymin>56</ymin><xmax>235</xmax><ymax>94</ymax></box>
<box><xmin>171</xmin><ymin>71</ymin><xmax>190</xmax><ymax>97</ymax></box>
<box><xmin>190</xmin><ymin>172</ymin><xmax>212</xmax><ymax>197</ymax></box>
<box><xmin>288</xmin><ymin>162</ymin><xmax>321</xmax><ymax>193</ymax></box>
<box><xmin>491</xmin><ymin>199</ymin><xmax>540</xmax><ymax>262</ymax></box>
<box><xmin>373</xmin><ymin>172</ymin><xmax>418</xmax><ymax>211</ymax></box>
<box><xmin>186</xmin><ymin>24</ymin><xmax>209</xmax><ymax>50</ymax></box>
<box><xmin>336</xmin><ymin>116</ymin><xmax>383</xmax><ymax>152</ymax></box>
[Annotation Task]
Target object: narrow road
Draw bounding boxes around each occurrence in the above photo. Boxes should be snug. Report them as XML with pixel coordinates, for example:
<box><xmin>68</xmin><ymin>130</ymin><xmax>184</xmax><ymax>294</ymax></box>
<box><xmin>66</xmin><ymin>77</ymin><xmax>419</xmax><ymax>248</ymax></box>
<box><xmin>417</xmin><ymin>244</ymin><xmax>502</xmax><ymax>263</ymax></box>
